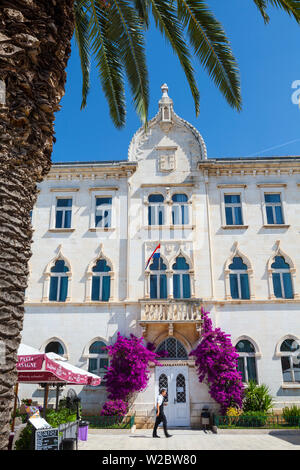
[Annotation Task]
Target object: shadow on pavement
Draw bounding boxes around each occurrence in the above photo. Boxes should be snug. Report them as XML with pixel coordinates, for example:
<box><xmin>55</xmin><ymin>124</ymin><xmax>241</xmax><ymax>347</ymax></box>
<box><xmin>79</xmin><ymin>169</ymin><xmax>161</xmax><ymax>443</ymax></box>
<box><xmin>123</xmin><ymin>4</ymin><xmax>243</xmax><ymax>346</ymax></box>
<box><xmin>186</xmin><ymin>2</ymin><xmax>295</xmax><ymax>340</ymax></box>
<box><xmin>269</xmin><ymin>431</ymin><xmax>300</xmax><ymax>446</ymax></box>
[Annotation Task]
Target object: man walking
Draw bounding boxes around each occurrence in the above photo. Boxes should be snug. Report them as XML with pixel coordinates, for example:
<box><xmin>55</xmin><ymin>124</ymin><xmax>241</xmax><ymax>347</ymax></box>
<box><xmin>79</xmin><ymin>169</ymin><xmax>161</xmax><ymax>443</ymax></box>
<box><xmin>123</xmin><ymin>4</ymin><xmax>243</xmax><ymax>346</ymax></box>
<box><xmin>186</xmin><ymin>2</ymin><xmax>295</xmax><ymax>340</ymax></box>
<box><xmin>152</xmin><ymin>388</ymin><xmax>172</xmax><ymax>438</ymax></box>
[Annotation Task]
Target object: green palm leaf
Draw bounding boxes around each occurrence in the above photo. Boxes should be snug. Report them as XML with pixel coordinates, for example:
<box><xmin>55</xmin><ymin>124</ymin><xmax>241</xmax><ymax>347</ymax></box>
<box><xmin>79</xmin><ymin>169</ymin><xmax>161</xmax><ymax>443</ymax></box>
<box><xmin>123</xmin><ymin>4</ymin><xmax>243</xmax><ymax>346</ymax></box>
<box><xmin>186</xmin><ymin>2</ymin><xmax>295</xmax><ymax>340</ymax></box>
<box><xmin>150</xmin><ymin>0</ymin><xmax>200</xmax><ymax>116</ymax></box>
<box><xmin>88</xmin><ymin>0</ymin><xmax>126</xmax><ymax>128</ymax></box>
<box><xmin>177</xmin><ymin>0</ymin><xmax>241</xmax><ymax>111</ymax></box>
<box><xmin>74</xmin><ymin>0</ymin><xmax>91</xmax><ymax>109</ymax></box>
<box><xmin>107</xmin><ymin>0</ymin><xmax>149</xmax><ymax>124</ymax></box>
<box><xmin>253</xmin><ymin>0</ymin><xmax>300</xmax><ymax>23</ymax></box>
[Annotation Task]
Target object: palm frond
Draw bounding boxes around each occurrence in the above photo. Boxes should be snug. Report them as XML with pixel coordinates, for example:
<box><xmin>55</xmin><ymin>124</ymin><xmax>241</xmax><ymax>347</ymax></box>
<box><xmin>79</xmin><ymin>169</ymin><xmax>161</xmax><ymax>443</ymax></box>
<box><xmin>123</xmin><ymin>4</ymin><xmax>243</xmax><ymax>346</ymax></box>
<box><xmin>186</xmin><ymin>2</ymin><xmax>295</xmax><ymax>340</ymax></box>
<box><xmin>88</xmin><ymin>0</ymin><xmax>126</xmax><ymax>128</ymax></box>
<box><xmin>253</xmin><ymin>0</ymin><xmax>300</xmax><ymax>23</ymax></box>
<box><xmin>253</xmin><ymin>0</ymin><xmax>270</xmax><ymax>23</ymax></box>
<box><xmin>177</xmin><ymin>0</ymin><xmax>241</xmax><ymax>111</ymax></box>
<box><xmin>107</xmin><ymin>0</ymin><xmax>149</xmax><ymax>124</ymax></box>
<box><xmin>133</xmin><ymin>0</ymin><xmax>150</xmax><ymax>27</ymax></box>
<box><xmin>74</xmin><ymin>0</ymin><xmax>91</xmax><ymax>109</ymax></box>
<box><xmin>150</xmin><ymin>0</ymin><xmax>200</xmax><ymax>116</ymax></box>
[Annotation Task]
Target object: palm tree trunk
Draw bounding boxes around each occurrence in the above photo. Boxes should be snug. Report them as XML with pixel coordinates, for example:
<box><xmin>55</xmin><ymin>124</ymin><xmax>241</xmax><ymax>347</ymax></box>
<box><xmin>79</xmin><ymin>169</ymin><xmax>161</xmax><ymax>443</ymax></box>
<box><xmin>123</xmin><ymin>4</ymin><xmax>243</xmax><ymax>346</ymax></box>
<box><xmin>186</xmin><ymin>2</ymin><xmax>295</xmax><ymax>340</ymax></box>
<box><xmin>0</xmin><ymin>0</ymin><xmax>75</xmax><ymax>449</ymax></box>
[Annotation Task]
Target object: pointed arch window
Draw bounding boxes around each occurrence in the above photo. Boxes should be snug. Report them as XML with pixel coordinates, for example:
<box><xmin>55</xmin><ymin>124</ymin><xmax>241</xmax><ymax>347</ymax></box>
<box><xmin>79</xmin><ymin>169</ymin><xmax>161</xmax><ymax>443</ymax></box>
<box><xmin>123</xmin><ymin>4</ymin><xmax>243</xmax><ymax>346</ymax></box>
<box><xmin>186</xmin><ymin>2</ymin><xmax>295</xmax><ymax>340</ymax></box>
<box><xmin>88</xmin><ymin>340</ymin><xmax>109</xmax><ymax>382</ymax></box>
<box><xmin>235</xmin><ymin>340</ymin><xmax>257</xmax><ymax>383</ymax></box>
<box><xmin>148</xmin><ymin>194</ymin><xmax>164</xmax><ymax>226</ymax></box>
<box><xmin>172</xmin><ymin>194</ymin><xmax>189</xmax><ymax>225</ymax></box>
<box><xmin>91</xmin><ymin>259</ymin><xmax>111</xmax><ymax>301</ymax></box>
<box><xmin>173</xmin><ymin>256</ymin><xmax>191</xmax><ymax>299</ymax></box>
<box><xmin>271</xmin><ymin>256</ymin><xmax>294</xmax><ymax>299</ymax></box>
<box><xmin>280</xmin><ymin>338</ymin><xmax>300</xmax><ymax>383</ymax></box>
<box><xmin>229</xmin><ymin>257</ymin><xmax>250</xmax><ymax>300</ymax></box>
<box><xmin>49</xmin><ymin>260</ymin><xmax>69</xmax><ymax>302</ymax></box>
<box><xmin>150</xmin><ymin>257</ymin><xmax>167</xmax><ymax>299</ymax></box>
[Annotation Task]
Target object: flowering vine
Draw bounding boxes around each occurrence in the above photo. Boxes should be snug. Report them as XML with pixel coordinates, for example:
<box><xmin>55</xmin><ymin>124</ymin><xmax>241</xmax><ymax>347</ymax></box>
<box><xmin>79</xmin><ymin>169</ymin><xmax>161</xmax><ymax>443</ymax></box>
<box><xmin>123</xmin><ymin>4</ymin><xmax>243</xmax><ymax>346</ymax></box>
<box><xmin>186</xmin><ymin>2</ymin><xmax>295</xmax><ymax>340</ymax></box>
<box><xmin>101</xmin><ymin>333</ymin><xmax>161</xmax><ymax>416</ymax></box>
<box><xmin>189</xmin><ymin>308</ymin><xmax>244</xmax><ymax>415</ymax></box>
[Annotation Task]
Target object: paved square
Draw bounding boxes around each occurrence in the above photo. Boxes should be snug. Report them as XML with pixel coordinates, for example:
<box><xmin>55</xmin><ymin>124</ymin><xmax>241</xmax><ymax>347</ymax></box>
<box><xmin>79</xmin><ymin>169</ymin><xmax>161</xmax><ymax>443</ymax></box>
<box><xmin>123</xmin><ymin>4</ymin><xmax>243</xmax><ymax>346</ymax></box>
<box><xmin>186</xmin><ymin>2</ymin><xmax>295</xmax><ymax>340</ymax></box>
<box><xmin>78</xmin><ymin>429</ymin><xmax>300</xmax><ymax>451</ymax></box>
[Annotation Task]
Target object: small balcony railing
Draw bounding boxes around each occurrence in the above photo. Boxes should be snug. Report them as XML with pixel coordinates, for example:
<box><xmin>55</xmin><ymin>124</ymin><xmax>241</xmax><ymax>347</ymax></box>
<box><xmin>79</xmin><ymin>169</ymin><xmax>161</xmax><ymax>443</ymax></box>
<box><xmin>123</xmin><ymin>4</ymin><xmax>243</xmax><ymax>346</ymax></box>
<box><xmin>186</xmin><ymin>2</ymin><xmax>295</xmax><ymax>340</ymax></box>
<box><xmin>140</xmin><ymin>300</ymin><xmax>203</xmax><ymax>322</ymax></box>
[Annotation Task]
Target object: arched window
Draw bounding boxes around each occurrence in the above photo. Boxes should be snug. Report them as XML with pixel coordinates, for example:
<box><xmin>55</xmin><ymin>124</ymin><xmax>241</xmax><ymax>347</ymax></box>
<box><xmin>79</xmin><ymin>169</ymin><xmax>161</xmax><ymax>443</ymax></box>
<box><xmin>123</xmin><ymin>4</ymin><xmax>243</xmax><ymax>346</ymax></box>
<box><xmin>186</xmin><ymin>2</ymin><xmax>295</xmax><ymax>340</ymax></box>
<box><xmin>172</xmin><ymin>256</ymin><xmax>191</xmax><ymax>299</ymax></box>
<box><xmin>280</xmin><ymin>338</ymin><xmax>300</xmax><ymax>383</ymax></box>
<box><xmin>49</xmin><ymin>260</ymin><xmax>69</xmax><ymax>302</ymax></box>
<box><xmin>271</xmin><ymin>256</ymin><xmax>294</xmax><ymax>299</ymax></box>
<box><xmin>229</xmin><ymin>257</ymin><xmax>250</xmax><ymax>299</ymax></box>
<box><xmin>91</xmin><ymin>259</ymin><xmax>111</xmax><ymax>301</ymax></box>
<box><xmin>45</xmin><ymin>341</ymin><xmax>65</xmax><ymax>356</ymax></box>
<box><xmin>156</xmin><ymin>337</ymin><xmax>188</xmax><ymax>360</ymax></box>
<box><xmin>235</xmin><ymin>340</ymin><xmax>257</xmax><ymax>383</ymax></box>
<box><xmin>148</xmin><ymin>194</ymin><xmax>164</xmax><ymax>226</ymax></box>
<box><xmin>159</xmin><ymin>373</ymin><xmax>168</xmax><ymax>400</ymax></box>
<box><xmin>150</xmin><ymin>257</ymin><xmax>167</xmax><ymax>299</ymax></box>
<box><xmin>172</xmin><ymin>194</ymin><xmax>189</xmax><ymax>225</ymax></box>
<box><xmin>88</xmin><ymin>340</ymin><xmax>109</xmax><ymax>381</ymax></box>
<box><xmin>176</xmin><ymin>374</ymin><xmax>186</xmax><ymax>403</ymax></box>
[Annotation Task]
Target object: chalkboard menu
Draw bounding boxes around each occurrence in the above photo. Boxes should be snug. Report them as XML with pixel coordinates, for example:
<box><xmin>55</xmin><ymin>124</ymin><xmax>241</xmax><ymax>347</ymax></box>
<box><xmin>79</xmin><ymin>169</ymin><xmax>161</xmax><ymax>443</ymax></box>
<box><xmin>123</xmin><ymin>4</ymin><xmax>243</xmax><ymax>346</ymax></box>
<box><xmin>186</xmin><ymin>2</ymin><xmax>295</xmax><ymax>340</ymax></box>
<box><xmin>35</xmin><ymin>428</ymin><xmax>59</xmax><ymax>450</ymax></box>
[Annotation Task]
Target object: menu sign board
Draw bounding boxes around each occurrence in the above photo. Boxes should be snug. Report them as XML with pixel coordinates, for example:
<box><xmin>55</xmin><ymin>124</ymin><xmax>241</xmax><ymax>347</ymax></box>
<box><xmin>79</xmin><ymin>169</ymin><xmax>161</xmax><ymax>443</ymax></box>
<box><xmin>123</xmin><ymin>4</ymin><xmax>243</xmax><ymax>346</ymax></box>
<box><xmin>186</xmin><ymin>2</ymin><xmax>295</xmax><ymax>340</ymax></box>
<box><xmin>35</xmin><ymin>428</ymin><xmax>59</xmax><ymax>450</ymax></box>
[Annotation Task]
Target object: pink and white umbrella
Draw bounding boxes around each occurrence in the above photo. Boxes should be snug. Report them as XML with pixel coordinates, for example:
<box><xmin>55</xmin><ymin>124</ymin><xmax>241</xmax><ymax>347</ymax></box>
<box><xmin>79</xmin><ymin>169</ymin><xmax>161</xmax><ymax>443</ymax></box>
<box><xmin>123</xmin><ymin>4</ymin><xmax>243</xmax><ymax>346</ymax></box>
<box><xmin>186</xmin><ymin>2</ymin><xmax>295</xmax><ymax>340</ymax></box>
<box><xmin>17</xmin><ymin>343</ymin><xmax>101</xmax><ymax>386</ymax></box>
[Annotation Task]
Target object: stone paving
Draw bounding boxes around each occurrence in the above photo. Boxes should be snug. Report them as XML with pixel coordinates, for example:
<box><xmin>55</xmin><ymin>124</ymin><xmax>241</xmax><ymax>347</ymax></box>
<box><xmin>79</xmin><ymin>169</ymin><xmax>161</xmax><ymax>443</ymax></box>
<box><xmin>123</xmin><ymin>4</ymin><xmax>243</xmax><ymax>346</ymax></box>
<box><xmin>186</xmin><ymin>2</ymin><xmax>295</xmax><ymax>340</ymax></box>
<box><xmin>78</xmin><ymin>428</ymin><xmax>300</xmax><ymax>451</ymax></box>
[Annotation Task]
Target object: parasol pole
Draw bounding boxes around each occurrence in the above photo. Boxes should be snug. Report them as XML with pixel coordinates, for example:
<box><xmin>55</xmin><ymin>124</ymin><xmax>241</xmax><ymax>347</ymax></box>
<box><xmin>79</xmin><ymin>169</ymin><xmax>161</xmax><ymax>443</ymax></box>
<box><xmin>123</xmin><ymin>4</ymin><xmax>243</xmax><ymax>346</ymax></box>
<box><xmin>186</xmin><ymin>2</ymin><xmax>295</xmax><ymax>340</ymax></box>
<box><xmin>11</xmin><ymin>382</ymin><xmax>19</xmax><ymax>432</ymax></box>
<box><xmin>43</xmin><ymin>384</ymin><xmax>49</xmax><ymax>419</ymax></box>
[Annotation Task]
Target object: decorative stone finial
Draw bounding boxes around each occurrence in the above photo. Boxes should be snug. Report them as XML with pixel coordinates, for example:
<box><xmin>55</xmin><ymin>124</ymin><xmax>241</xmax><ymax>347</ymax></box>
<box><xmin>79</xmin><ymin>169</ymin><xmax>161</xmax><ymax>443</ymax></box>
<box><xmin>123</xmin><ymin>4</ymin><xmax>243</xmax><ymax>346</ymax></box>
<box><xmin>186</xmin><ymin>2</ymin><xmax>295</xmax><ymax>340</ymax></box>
<box><xmin>161</xmin><ymin>83</ymin><xmax>169</xmax><ymax>98</ymax></box>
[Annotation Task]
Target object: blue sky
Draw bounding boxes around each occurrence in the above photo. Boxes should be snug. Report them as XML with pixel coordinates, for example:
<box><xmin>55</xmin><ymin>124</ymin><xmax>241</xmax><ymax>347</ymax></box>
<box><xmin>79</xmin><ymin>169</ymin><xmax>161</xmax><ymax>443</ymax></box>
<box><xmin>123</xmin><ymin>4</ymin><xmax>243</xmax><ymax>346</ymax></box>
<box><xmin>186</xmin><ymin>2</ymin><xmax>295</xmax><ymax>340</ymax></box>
<box><xmin>52</xmin><ymin>0</ymin><xmax>300</xmax><ymax>163</ymax></box>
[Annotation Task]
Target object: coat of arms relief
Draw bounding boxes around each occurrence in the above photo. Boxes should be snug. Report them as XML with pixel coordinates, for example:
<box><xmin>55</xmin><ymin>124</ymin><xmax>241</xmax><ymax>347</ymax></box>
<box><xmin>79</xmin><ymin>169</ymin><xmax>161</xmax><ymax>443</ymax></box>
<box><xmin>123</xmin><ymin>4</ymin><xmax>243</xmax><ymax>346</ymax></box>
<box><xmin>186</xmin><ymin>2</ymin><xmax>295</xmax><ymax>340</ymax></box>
<box><xmin>157</xmin><ymin>146</ymin><xmax>177</xmax><ymax>173</ymax></box>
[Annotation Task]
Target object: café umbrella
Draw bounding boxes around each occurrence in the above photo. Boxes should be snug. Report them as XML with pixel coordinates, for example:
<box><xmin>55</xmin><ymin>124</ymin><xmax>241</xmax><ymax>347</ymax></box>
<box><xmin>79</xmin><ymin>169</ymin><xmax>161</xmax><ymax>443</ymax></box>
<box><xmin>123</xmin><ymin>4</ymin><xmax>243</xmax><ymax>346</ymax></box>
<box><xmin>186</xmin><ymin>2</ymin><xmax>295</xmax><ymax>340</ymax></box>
<box><xmin>13</xmin><ymin>343</ymin><xmax>101</xmax><ymax>426</ymax></box>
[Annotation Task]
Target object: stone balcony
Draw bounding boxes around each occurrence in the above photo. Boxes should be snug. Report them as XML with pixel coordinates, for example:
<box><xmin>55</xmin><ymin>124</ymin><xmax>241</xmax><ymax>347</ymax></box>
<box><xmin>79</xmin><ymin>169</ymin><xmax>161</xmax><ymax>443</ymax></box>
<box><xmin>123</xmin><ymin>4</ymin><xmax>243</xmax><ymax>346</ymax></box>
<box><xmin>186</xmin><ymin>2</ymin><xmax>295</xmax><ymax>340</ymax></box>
<box><xmin>140</xmin><ymin>299</ymin><xmax>203</xmax><ymax>323</ymax></box>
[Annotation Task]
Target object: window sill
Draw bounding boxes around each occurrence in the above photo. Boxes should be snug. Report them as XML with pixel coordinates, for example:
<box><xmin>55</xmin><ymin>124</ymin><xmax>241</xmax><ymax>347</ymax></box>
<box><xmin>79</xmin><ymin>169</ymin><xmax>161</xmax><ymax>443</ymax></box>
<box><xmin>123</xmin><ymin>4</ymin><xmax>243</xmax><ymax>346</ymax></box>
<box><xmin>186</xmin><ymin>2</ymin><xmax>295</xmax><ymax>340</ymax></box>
<box><xmin>281</xmin><ymin>383</ymin><xmax>300</xmax><ymax>389</ymax></box>
<box><xmin>221</xmin><ymin>225</ymin><xmax>248</xmax><ymax>230</ymax></box>
<box><xmin>145</xmin><ymin>225</ymin><xmax>195</xmax><ymax>230</ymax></box>
<box><xmin>263</xmin><ymin>224</ymin><xmax>290</xmax><ymax>229</ymax></box>
<box><xmin>89</xmin><ymin>227</ymin><xmax>115</xmax><ymax>232</ymax></box>
<box><xmin>48</xmin><ymin>228</ymin><xmax>75</xmax><ymax>233</ymax></box>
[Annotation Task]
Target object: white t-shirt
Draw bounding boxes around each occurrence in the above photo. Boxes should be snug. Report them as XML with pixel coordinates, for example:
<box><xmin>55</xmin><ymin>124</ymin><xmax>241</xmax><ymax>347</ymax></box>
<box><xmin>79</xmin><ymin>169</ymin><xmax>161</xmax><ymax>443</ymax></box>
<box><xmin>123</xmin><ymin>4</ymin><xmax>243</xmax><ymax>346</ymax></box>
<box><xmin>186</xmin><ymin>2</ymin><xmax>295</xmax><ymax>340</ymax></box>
<box><xmin>156</xmin><ymin>394</ymin><xmax>164</xmax><ymax>409</ymax></box>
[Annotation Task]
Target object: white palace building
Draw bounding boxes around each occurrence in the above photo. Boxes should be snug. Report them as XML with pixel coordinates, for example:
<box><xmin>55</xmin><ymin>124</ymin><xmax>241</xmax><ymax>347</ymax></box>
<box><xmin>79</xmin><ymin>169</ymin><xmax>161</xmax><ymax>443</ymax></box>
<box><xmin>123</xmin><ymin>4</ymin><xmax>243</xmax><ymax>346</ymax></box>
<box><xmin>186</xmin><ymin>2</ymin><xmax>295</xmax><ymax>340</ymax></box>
<box><xmin>20</xmin><ymin>84</ymin><xmax>300</xmax><ymax>427</ymax></box>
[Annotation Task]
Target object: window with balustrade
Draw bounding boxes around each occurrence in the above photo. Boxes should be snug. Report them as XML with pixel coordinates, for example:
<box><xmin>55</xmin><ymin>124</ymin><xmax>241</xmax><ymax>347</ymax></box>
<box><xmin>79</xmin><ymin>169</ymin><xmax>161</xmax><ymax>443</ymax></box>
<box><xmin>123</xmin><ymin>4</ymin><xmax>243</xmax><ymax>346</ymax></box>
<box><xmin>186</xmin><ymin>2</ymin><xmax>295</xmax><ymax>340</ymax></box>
<box><xmin>172</xmin><ymin>256</ymin><xmax>191</xmax><ymax>299</ymax></box>
<box><xmin>149</xmin><ymin>257</ymin><xmax>167</xmax><ymax>299</ymax></box>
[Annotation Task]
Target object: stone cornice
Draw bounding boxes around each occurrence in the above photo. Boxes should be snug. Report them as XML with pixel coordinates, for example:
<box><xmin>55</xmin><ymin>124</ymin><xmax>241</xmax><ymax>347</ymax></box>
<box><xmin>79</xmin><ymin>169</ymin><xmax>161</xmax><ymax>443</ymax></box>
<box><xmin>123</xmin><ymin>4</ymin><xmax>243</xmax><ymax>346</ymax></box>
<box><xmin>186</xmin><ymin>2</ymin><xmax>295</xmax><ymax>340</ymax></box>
<box><xmin>46</xmin><ymin>161</ymin><xmax>137</xmax><ymax>181</ymax></box>
<box><xmin>199</xmin><ymin>157</ymin><xmax>300</xmax><ymax>176</ymax></box>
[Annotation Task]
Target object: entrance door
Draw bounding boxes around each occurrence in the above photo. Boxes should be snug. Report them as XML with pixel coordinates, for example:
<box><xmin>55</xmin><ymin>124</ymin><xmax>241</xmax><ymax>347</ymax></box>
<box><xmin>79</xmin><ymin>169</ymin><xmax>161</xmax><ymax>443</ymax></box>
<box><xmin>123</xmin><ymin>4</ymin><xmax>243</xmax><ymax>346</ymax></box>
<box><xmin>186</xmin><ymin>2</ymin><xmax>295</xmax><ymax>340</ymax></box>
<box><xmin>155</xmin><ymin>366</ymin><xmax>190</xmax><ymax>427</ymax></box>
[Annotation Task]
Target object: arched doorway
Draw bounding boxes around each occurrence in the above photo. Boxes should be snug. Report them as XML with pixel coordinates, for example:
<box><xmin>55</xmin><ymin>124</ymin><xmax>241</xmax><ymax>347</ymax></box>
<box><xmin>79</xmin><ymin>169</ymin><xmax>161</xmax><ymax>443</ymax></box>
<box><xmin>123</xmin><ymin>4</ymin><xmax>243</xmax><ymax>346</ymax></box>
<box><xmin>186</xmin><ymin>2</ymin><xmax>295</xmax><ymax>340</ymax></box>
<box><xmin>155</xmin><ymin>337</ymin><xmax>190</xmax><ymax>427</ymax></box>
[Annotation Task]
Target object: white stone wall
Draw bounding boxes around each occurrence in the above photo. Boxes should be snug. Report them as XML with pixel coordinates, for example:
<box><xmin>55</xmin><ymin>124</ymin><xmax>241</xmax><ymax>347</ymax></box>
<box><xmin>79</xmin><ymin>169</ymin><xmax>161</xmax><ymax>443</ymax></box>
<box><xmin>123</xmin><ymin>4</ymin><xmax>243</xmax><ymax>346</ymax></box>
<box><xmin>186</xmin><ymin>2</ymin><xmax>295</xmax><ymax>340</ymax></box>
<box><xmin>21</xmin><ymin>87</ymin><xmax>300</xmax><ymax>416</ymax></box>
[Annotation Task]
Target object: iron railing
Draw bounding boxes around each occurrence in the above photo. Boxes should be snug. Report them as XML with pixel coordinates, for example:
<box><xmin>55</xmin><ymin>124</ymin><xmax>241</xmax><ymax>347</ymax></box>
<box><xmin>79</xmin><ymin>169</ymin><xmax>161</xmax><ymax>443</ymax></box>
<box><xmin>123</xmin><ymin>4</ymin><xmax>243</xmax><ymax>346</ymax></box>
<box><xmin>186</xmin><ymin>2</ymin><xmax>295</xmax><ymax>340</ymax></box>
<box><xmin>81</xmin><ymin>414</ymin><xmax>135</xmax><ymax>429</ymax></box>
<box><xmin>214</xmin><ymin>414</ymin><xmax>300</xmax><ymax>429</ymax></box>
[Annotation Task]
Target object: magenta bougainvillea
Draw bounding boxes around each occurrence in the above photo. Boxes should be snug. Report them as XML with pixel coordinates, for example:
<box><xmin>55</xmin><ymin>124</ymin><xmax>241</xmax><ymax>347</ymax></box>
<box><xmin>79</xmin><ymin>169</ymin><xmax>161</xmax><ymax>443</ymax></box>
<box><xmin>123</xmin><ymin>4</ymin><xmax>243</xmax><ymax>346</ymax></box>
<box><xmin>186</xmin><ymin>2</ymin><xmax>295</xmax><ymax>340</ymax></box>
<box><xmin>101</xmin><ymin>333</ymin><xmax>161</xmax><ymax>415</ymax></box>
<box><xmin>189</xmin><ymin>308</ymin><xmax>244</xmax><ymax>415</ymax></box>
<box><xmin>100</xmin><ymin>399</ymin><xmax>128</xmax><ymax>417</ymax></box>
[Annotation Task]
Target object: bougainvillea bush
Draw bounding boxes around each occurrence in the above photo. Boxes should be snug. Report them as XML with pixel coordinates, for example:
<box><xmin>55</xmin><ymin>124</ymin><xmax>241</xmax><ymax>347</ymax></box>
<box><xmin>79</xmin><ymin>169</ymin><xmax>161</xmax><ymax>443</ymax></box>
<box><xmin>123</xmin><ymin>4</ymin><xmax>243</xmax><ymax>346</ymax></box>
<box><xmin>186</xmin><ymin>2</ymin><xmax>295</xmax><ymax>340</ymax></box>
<box><xmin>189</xmin><ymin>309</ymin><xmax>243</xmax><ymax>415</ymax></box>
<box><xmin>101</xmin><ymin>333</ymin><xmax>161</xmax><ymax>414</ymax></box>
<box><xmin>100</xmin><ymin>399</ymin><xmax>128</xmax><ymax>417</ymax></box>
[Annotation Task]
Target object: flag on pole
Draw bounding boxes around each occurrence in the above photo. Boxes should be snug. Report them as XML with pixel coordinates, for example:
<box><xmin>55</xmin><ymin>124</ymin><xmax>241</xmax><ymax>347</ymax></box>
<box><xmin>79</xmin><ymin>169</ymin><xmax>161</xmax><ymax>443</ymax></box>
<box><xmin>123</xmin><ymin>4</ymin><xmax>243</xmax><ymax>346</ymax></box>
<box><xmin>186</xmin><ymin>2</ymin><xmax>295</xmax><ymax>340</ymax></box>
<box><xmin>145</xmin><ymin>243</ymin><xmax>160</xmax><ymax>269</ymax></box>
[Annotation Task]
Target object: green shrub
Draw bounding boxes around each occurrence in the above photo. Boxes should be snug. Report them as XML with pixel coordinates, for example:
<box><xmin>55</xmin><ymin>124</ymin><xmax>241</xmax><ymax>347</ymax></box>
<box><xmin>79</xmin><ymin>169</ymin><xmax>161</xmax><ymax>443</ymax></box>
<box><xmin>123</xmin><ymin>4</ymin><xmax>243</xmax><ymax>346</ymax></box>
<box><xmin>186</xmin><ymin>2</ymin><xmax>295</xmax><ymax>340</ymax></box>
<box><xmin>243</xmin><ymin>380</ymin><xmax>273</xmax><ymax>413</ymax></box>
<box><xmin>237</xmin><ymin>411</ymin><xmax>268</xmax><ymax>427</ymax></box>
<box><xmin>282</xmin><ymin>405</ymin><xmax>300</xmax><ymax>426</ymax></box>
<box><xmin>15</xmin><ymin>425</ymin><xmax>33</xmax><ymax>450</ymax></box>
<box><xmin>45</xmin><ymin>408</ymin><xmax>77</xmax><ymax>427</ymax></box>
